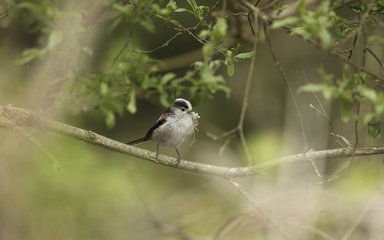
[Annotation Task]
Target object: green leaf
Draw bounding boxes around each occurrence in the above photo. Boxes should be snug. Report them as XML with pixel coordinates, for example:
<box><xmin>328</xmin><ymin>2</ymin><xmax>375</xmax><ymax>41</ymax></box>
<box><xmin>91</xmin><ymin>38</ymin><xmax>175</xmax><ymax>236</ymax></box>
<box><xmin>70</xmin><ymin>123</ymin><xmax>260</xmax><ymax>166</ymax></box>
<box><xmin>298</xmin><ymin>0</ymin><xmax>306</xmax><ymax>16</ymax></box>
<box><xmin>199</xmin><ymin>29</ymin><xmax>210</xmax><ymax>39</ymax></box>
<box><xmin>235</xmin><ymin>51</ymin><xmax>255</xmax><ymax>60</ymax></box>
<box><xmin>216</xmin><ymin>85</ymin><xmax>231</xmax><ymax>98</ymax></box>
<box><xmin>108</xmin><ymin>16</ymin><xmax>123</xmax><ymax>34</ymax></box>
<box><xmin>340</xmin><ymin>101</ymin><xmax>353</xmax><ymax>123</ymax></box>
<box><xmin>100</xmin><ymin>83</ymin><xmax>109</xmax><ymax>96</ymax></box>
<box><xmin>192</xmin><ymin>61</ymin><xmax>204</xmax><ymax>69</ymax></box>
<box><xmin>298</xmin><ymin>83</ymin><xmax>336</xmax><ymax>100</ymax></box>
<box><xmin>82</xmin><ymin>46</ymin><xmax>93</xmax><ymax>56</ymax></box>
<box><xmin>358</xmin><ymin>86</ymin><xmax>378</xmax><ymax>103</ymax></box>
<box><xmin>202</xmin><ymin>42</ymin><xmax>214</xmax><ymax>57</ymax></box>
<box><xmin>14</xmin><ymin>48</ymin><xmax>46</xmax><ymax>65</ymax></box>
<box><xmin>186</xmin><ymin>0</ymin><xmax>202</xmax><ymax>19</ymax></box>
<box><xmin>166</xmin><ymin>0</ymin><xmax>177</xmax><ymax>12</ymax></box>
<box><xmin>298</xmin><ymin>83</ymin><xmax>327</xmax><ymax>93</ymax></box>
<box><xmin>27</xmin><ymin>20</ymin><xmax>43</xmax><ymax>33</ymax></box>
<box><xmin>159</xmin><ymin>93</ymin><xmax>171</xmax><ymax>107</ymax></box>
<box><xmin>139</xmin><ymin>17</ymin><xmax>156</xmax><ymax>33</ymax></box>
<box><xmin>317</xmin><ymin>67</ymin><xmax>334</xmax><ymax>83</ymax></box>
<box><xmin>226</xmin><ymin>60</ymin><xmax>235</xmax><ymax>77</ymax></box>
<box><xmin>175</xmin><ymin>8</ymin><xmax>192</xmax><ymax>14</ymax></box>
<box><xmin>187</xmin><ymin>0</ymin><xmax>199</xmax><ymax>11</ymax></box>
<box><xmin>368</xmin><ymin>119</ymin><xmax>381</xmax><ymax>138</ymax></box>
<box><xmin>112</xmin><ymin>3</ymin><xmax>130</xmax><ymax>14</ymax></box>
<box><xmin>127</xmin><ymin>90</ymin><xmax>136</xmax><ymax>113</ymax></box>
<box><xmin>318</xmin><ymin>28</ymin><xmax>332</xmax><ymax>49</ymax></box>
<box><xmin>105</xmin><ymin>111</ymin><xmax>116</xmax><ymax>129</ymax></box>
<box><xmin>18</xmin><ymin>2</ymin><xmax>44</xmax><ymax>15</ymax></box>
<box><xmin>47</xmin><ymin>30</ymin><xmax>63</xmax><ymax>49</ymax></box>
<box><xmin>271</xmin><ymin>16</ymin><xmax>299</xmax><ymax>29</ymax></box>
<box><xmin>215</xmin><ymin>17</ymin><xmax>227</xmax><ymax>38</ymax></box>
<box><xmin>160</xmin><ymin>73</ymin><xmax>176</xmax><ymax>84</ymax></box>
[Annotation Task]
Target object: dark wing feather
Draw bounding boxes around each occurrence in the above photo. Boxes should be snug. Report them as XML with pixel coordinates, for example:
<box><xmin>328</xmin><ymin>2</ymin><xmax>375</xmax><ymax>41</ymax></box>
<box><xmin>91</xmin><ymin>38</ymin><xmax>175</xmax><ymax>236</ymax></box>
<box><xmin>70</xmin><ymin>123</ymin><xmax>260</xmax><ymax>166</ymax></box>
<box><xmin>143</xmin><ymin>118</ymin><xmax>166</xmax><ymax>139</ymax></box>
<box><xmin>143</xmin><ymin>108</ymin><xmax>173</xmax><ymax>139</ymax></box>
<box><xmin>126</xmin><ymin>108</ymin><xmax>172</xmax><ymax>145</ymax></box>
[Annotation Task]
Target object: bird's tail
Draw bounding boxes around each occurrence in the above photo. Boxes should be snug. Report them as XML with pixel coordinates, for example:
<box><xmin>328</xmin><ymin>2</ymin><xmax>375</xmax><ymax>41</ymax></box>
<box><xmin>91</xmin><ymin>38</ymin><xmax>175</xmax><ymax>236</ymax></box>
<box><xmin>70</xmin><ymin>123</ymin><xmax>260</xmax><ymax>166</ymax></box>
<box><xmin>126</xmin><ymin>137</ymin><xmax>148</xmax><ymax>145</ymax></box>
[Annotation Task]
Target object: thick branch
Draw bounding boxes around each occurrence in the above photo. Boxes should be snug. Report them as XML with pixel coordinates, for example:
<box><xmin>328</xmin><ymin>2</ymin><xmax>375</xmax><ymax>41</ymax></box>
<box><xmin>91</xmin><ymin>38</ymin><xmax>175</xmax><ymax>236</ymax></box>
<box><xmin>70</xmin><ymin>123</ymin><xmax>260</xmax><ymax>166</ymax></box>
<box><xmin>1</xmin><ymin>105</ymin><xmax>384</xmax><ymax>178</ymax></box>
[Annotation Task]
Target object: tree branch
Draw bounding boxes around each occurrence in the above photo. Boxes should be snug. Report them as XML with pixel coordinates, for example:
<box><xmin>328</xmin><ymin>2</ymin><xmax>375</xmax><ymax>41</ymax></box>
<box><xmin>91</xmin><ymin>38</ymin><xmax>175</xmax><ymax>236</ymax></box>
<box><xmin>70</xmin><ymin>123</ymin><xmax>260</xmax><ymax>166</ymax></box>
<box><xmin>1</xmin><ymin>105</ymin><xmax>384</xmax><ymax>178</ymax></box>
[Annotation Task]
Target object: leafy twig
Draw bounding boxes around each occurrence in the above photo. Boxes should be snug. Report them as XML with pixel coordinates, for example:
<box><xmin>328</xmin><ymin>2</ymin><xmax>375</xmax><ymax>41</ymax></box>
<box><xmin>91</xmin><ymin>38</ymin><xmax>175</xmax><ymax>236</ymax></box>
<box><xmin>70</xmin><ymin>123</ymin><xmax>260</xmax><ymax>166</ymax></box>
<box><xmin>207</xmin><ymin>12</ymin><xmax>259</xmax><ymax>165</ymax></box>
<box><xmin>137</xmin><ymin>32</ymin><xmax>183</xmax><ymax>54</ymax></box>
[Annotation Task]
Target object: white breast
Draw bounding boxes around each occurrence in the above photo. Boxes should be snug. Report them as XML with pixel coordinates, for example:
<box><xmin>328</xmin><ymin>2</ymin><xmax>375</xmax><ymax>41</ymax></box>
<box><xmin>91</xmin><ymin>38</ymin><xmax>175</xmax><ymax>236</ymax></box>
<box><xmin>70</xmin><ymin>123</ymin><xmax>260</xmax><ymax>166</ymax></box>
<box><xmin>151</xmin><ymin>114</ymin><xmax>195</xmax><ymax>148</ymax></box>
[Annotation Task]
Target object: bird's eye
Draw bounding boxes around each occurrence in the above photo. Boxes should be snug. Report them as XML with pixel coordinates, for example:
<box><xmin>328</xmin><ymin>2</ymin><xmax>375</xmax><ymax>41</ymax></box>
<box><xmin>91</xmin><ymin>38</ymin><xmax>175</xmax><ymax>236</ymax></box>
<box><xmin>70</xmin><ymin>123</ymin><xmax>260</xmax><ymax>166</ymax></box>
<box><xmin>181</xmin><ymin>107</ymin><xmax>186</xmax><ymax>111</ymax></box>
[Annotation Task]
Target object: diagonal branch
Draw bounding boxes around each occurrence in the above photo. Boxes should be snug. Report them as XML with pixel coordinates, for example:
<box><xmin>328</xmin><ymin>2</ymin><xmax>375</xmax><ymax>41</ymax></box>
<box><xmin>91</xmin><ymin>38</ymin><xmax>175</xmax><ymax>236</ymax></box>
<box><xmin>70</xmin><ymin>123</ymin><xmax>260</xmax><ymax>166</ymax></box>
<box><xmin>1</xmin><ymin>105</ymin><xmax>384</xmax><ymax>178</ymax></box>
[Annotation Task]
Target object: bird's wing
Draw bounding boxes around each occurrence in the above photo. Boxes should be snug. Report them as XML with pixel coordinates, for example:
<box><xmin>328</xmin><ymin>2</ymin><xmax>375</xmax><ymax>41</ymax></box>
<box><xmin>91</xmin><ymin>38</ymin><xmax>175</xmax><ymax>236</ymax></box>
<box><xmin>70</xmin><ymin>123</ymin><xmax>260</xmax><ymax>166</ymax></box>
<box><xmin>143</xmin><ymin>108</ymin><xmax>173</xmax><ymax>139</ymax></box>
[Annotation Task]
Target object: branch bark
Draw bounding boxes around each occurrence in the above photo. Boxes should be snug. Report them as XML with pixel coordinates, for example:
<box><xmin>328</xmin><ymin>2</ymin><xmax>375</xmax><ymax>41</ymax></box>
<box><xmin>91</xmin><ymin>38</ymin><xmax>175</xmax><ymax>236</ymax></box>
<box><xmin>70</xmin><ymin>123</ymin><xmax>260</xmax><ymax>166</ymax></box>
<box><xmin>1</xmin><ymin>105</ymin><xmax>384</xmax><ymax>178</ymax></box>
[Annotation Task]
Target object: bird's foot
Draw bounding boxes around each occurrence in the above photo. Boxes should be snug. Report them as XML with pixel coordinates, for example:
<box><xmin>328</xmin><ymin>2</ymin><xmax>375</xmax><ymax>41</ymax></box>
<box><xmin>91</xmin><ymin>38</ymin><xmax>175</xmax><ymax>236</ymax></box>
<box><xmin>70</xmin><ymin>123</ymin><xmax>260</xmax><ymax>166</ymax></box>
<box><xmin>175</xmin><ymin>157</ymin><xmax>180</xmax><ymax>166</ymax></box>
<box><xmin>154</xmin><ymin>152</ymin><xmax>160</xmax><ymax>163</ymax></box>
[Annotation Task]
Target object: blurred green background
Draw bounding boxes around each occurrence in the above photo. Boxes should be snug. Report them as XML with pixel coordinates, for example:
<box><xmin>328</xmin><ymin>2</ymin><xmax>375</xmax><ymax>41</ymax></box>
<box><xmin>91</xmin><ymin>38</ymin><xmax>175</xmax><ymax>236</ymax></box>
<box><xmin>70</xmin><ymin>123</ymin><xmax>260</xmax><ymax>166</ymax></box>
<box><xmin>1</xmin><ymin>0</ymin><xmax>384</xmax><ymax>239</ymax></box>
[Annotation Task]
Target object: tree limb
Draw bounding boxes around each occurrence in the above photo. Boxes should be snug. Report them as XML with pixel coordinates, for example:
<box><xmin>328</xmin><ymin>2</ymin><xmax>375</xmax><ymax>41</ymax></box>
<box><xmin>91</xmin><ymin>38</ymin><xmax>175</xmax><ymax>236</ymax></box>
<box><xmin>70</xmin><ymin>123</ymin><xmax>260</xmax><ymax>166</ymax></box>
<box><xmin>1</xmin><ymin>105</ymin><xmax>384</xmax><ymax>178</ymax></box>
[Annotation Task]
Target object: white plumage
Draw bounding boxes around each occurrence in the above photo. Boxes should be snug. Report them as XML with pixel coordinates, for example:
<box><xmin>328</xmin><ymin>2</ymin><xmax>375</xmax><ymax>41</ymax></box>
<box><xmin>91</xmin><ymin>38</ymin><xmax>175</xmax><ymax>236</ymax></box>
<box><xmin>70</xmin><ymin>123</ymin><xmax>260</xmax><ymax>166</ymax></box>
<box><xmin>127</xmin><ymin>98</ymin><xmax>199</xmax><ymax>165</ymax></box>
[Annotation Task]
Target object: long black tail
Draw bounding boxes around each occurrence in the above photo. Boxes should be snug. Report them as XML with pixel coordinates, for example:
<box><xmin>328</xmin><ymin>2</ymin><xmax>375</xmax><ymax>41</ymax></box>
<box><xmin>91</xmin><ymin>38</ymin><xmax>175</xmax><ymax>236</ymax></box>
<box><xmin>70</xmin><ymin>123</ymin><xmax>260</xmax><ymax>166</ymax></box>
<box><xmin>126</xmin><ymin>137</ymin><xmax>149</xmax><ymax>145</ymax></box>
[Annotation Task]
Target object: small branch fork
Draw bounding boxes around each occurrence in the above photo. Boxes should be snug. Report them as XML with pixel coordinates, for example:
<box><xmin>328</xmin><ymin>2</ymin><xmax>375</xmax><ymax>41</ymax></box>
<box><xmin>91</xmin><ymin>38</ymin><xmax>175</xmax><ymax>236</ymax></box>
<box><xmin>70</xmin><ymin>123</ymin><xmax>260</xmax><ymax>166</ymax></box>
<box><xmin>1</xmin><ymin>105</ymin><xmax>384</xmax><ymax>178</ymax></box>
<box><xmin>207</xmin><ymin>11</ymin><xmax>258</xmax><ymax>165</ymax></box>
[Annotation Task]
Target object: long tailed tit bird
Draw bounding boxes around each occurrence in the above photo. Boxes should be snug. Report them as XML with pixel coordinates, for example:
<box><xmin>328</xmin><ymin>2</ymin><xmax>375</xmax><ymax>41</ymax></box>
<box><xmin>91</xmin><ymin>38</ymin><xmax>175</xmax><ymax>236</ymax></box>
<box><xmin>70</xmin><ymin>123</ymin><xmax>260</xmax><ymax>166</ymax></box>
<box><xmin>127</xmin><ymin>98</ymin><xmax>199</xmax><ymax>165</ymax></box>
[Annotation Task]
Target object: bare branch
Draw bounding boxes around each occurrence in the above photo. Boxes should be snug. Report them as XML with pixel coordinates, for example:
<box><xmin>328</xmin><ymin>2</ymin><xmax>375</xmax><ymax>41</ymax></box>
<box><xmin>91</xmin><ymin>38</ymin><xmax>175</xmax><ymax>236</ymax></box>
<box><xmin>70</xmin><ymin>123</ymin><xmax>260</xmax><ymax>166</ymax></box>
<box><xmin>1</xmin><ymin>105</ymin><xmax>384</xmax><ymax>178</ymax></box>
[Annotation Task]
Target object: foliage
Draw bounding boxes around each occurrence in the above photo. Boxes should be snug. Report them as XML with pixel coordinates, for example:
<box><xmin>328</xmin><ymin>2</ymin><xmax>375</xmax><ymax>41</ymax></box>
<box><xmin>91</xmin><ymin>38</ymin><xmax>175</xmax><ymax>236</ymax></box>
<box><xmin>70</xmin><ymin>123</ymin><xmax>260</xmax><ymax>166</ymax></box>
<box><xmin>6</xmin><ymin>0</ymin><xmax>384</xmax><ymax>132</ymax></box>
<box><xmin>12</xmin><ymin>0</ymin><xmax>255</xmax><ymax>128</ymax></box>
<box><xmin>272</xmin><ymin>0</ymin><xmax>341</xmax><ymax>49</ymax></box>
<box><xmin>299</xmin><ymin>66</ymin><xmax>384</xmax><ymax>138</ymax></box>
<box><xmin>271</xmin><ymin>0</ymin><xmax>384</xmax><ymax>138</ymax></box>
<box><xmin>2</xmin><ymin>1</ymin><xmax>384</xmax><ymax>239</ymax></box>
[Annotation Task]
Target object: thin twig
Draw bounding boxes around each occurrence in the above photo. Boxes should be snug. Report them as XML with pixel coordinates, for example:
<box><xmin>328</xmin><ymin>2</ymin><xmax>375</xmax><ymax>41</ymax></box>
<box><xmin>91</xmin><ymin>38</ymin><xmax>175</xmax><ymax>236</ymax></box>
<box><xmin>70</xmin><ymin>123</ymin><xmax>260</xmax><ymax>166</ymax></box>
<box><xmin>303</xmin><ymin>71</ymin><xmax>350</xmax><ymax>153</ymax></box>
<box><xmin>228</xmin><ymin>179</ymin><xmax>294</xmax><ymax>240</ymax></box>
<box><xmin>137</xmin><ymin>32</ymin><xmax>183</xmax><ymax>54</ymax></box>
<box><xmin>110</xmin><ymin>26</ymin><xmax>136</xmax><ymax>69</ymax></box>
<box><xmin>322</xmin><ymin>11</ymin><xmax>372</xmax><ymax>184</ymax></box>
<box><xmin>0</xmin><ymin>0</ymin><xmax>18</xmax><ymax>18</ymax></box>
<box><xmin>338</xmin><ymin>0</ymin><xmax>376</xmax><ymax>48</ymax></box>
<box><xmin>218</xmin><ymin>135</ymin><xmax>235</xmax><ymax>156</ymax></box>
<box><xmin>340</xmin><ymin>183</ymin><xmax>384</xmax><ymax>240</ymax></box>
<box><xmin>364</xmin><ymin>47</ymin><xmax>384</xmax><ymax>71</ymax></box>
<box><xmin>263</xmin><ymin>23</ymin><xmax>325</xmax><ymax>177</ymax></box>
<box><xmin>206</xmin><ymin>128</ymin><xmax>237</xmax><ymax>141</ymax></box>
<box><xmin>127</xmin><ymin>169</ymin><xmax>199</xmax><ymax>240</ymax></box>
<box><xmin>2</xmin><ymin>110</ymin><xmax>63</xmax><ymax>172</ymax></box>
<box><xmin>264</xmin><ymin>23</ymin><xmax>308</xmax><ymax>150</ymax></box>
<box><xmin>237</xmin><ymin>16</ymin><xmax>258</xmax><ymax>164</ymax></box>
<box><xmin>192</xmin><ymin>0</ymin><xmax>222</xmax><ymax>29</ymax></box>
<box><xmin>332</xmin><ymin>53</ymin><xmax>384</xmax><ymax>81</ymax></box>
<box><xmin>207</xmin><ymin>11</ymin><xmax>258</xmax><ymax>164</ymax></box>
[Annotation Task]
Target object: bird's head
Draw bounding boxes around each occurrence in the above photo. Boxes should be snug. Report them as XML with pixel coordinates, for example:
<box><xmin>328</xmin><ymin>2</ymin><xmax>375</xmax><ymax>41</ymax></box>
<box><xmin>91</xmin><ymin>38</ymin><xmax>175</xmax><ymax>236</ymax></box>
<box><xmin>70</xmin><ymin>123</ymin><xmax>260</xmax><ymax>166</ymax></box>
<box><xmin>173</xmin><ymin>98</ymin><xmax>192</xmax><ymax>113</ymax></box>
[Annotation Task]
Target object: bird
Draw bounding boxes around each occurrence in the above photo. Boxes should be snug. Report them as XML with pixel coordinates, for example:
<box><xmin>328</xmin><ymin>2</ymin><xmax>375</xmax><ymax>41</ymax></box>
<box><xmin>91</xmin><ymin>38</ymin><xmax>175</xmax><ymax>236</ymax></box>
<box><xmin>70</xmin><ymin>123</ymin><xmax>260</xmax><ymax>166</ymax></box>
<box><xmin>126</xmin><ymin>98</ymin><xmax>199</xmax><ymax>166</ymax></box>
